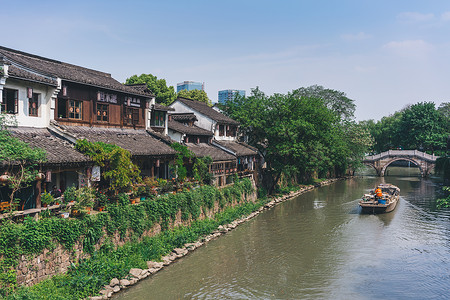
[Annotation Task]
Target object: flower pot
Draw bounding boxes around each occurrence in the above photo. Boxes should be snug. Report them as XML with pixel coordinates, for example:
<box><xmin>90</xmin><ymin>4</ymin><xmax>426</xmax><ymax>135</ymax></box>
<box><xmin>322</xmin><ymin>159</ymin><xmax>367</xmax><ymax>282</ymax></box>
<box><xmin>98</xmin><ymin>206</ymin><xmax>104</xmax><ymax>212</ymax></box>
<box><xmin>130</xmin><ymin>199</ymin><xmax>136</xmax><ymax>204</ymax></box>
<box><xmin>42</xmin><ymin>203</ymin><xmax>48</xmax><ymax>208</ymax></box>
<box><xmin>134</xmin><ymin>197</ymin><xmax>140</xmax><ymax>204</ymax></box>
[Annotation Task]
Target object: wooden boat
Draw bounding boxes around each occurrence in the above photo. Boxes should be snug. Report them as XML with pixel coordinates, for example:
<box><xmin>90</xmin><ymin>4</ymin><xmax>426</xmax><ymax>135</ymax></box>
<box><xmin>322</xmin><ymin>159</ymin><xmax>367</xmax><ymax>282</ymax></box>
<box><xmin>359</xmin><ymin>183</ymin><xmax>400</xmax><ymax>214</ymax></box>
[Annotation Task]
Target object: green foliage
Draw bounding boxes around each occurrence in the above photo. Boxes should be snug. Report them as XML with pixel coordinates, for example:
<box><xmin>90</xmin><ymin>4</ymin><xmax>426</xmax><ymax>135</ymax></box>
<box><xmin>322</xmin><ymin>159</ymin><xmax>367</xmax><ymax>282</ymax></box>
<box><xmin>3</xmin><ymin>182</ymin><xmax>261</xmax><ymax>299</ymax></box>
<box><xmin>291</xmin><ymin>85</ymin><xmax>356</xmax><ymax>121</ymax></box>
<box><xmin>193</xmin><ymin>156</ymin><xmax>213</xmax><ymax>184</ymax></box>
<box><xmin>0</xmin><ymin>117</ymin><xmax>47</xmax><ymax>208</ymax></box>
<box><xmin>0</xmin><ymin>178</ymin><xmax>255</xmax><ymax>297</ymax></box>
<box><xmin>436</xmin><ymin>186</ymin><xmax>450</xmax><ymax>209</ymax></box>
<box><xmin>170</xmin><ymin>143</ymin><xmax>194</xmax><ymax>182</ymax></box>
<box><xmin>367</xmin><ymin>102</ymin><xmax>448</xmax><ymax>154</ymax></box>
<box><xmin>63</xmin><ymin>186</ymin><xmax>77</xmax><ymax>203</ymax></box>
<box><xmin>40</xmin><ymin>192</ymin><xmax>54</xmax><ymax>206</ymax></box>
<box><xmin>75</xmin><ymin>139</ymin><xmax>141</xmax><ymax>193</ymax></box>
<box><xmin>125</xmin><ymin>74</ymin><xmax>177</xmax><ymax>106</ymax></box>
<box><xmin>177</xmin><ymin>90</ymin><xmax>212</xmax><ymax>106</ymax></box>
<box><xmin>224</xmin><ymin>87</ymin><xmax>356</xmax><ymax>191</ymax></box>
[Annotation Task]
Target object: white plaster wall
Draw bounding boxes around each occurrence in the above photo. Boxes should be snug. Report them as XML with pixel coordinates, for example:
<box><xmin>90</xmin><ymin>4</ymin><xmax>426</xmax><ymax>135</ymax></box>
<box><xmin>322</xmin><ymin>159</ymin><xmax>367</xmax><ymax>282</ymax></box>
<box><xmin>3</xmin><ymin>79</ymin><xmax>55</xmax><ymax>128</ymax></box>
<box><xmin>170</xmin><ymin>101</ymin><xmax>216</xmax><ymax>133</ymax></box>
<box><xmin>168</xmin><ymin>129</ymin><xmax>183</xmax><ymax>143</ymax></box>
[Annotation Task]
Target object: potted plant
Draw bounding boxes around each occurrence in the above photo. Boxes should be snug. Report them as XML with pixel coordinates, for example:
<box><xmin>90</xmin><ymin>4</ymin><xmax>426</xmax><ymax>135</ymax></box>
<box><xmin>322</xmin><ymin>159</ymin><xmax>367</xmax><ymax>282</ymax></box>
<box><xmin>96</xmin><ymin>191</ymin><xmax>108</xmax><ymax>211</ymax></box>
<box><xmin>64</xmin><ymin>186</ymin><xmax>77</xmax><ymax>204</ymax></box>
<box><xmin>72</xmin><ymin>187</ymin><xmax>95</xmax><ymax>215</ymax></box>
<box><xmin>41</xmin><ymin>192</ymin><xmax>54</xmax><ymax>208</ymax></box>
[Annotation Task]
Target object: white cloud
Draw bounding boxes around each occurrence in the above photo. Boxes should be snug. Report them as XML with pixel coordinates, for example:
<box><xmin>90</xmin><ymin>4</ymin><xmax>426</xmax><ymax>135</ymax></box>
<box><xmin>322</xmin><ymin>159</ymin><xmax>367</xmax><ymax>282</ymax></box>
<box><xmin>341</xmin><ymin>32</ymin><xmax>371</xmax><ymax>41</ymax></box>
<box><xmin>441</xmin><ymin>11</ymin><xmax>450</xmax><ymax>21</ymax></box>
<box><xmin>397</xmin><ymin>12</ymin><xmax>434</xmax><ymax>22</ymax></box>
<box><xmin>382</xmin><ymin>40</ymin><xmax>434</xmax><ymax>57</ymax></box>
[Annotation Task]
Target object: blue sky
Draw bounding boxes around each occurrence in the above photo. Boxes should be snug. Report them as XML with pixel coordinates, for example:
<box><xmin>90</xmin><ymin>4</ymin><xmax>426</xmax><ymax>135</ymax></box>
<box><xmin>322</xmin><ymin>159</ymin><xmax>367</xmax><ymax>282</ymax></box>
<box><xmin>2</xmin><ymin>0</ymin><xmax>450</xmax><ymax>120</ymax></box>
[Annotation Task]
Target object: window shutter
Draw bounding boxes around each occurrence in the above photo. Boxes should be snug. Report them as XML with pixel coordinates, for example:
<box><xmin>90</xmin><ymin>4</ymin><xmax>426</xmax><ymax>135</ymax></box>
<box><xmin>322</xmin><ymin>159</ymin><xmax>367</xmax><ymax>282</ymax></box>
<box><xmin>14</xmin><ymin>90</ymin><xmax>18</xmax><ymax>114</ymax></box>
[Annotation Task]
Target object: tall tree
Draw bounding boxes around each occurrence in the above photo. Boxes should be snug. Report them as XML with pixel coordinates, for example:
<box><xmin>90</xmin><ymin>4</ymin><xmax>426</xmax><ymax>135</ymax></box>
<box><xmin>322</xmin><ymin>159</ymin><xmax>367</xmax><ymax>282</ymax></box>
<box><xmin>224</xmin><ymin>87</ymin><xmax>358</xmax><ymax>192</ymax></box>
<box><xmin>125</xmin><ymin>74</ymin><xmax>176</xmax><ymax>105</ymax></box>
<box><xmin>292</xmin><ymin>85</ymin><xmax>356</xmax><ymax>121</ymax></box>
<box><xmin>397</xmin><ymin>102</ymin><xmax>447</xmax><ymax>153</ymax></box>
<box><xmin>177</xmin><ymin>89</ymin><xmax>212</xmax><ymax>106</ymax></box>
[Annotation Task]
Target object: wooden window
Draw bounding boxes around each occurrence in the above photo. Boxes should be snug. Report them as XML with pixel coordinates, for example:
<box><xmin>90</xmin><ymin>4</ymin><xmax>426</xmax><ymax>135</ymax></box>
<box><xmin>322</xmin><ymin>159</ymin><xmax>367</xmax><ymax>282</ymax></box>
<box><xmin>150</xmin><ymin>110</ymin><xmax>165</xmax><ymax>127</ymax></box>
<box><xmin>1</xmin><ymin>88</ymin><xmax>18</xmax><ymax>114</ymax></box>
<box><xmin>68</xmin><ymin>100</ymin><xmax>82</xmax><ymax>119</ymax></box>
<box><xmin>29</xmin><ymin>93</ymin><xmax>39</xmax><ymax>117</ymax></box>
<box><xmin>125</xmin><ymin>107</ymin><xmax>139</xmax><ymax>125</ymax></box>
<box><xmin>96</xmin><ymin>103</ymin><xmax>108</xmax><ymax>122</ymax></box>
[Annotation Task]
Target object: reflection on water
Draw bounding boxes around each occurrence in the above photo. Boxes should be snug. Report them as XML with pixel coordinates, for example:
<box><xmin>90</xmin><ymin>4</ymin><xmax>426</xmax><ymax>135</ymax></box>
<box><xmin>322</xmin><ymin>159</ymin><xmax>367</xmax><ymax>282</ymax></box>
<box><xmin>116</xmin><ymin>169</ymin><xmax>449</xmax><ymax>300</ymax></box>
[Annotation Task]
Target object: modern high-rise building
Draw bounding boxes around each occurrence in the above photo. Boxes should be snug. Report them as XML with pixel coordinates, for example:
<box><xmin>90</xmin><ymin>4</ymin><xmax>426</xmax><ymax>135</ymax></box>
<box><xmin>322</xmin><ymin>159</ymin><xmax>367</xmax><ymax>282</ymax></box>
<box><xmin>177</xmin><ymin>81</ymin><xmax>204</xmax><ymax>93</ymax></box>
<box><xmin>218</xmin><ymin>89</ymin><xmax>245</xmax><ymax>104</ymax></box>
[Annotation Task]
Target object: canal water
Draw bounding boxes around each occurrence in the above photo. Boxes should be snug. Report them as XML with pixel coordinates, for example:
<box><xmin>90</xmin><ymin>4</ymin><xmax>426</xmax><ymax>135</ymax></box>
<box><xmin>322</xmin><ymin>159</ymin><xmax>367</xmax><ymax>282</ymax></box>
<box><xmin>116</xmin><ymin>167</ymin><xmax>449</xmax><ymax>299</ymax></box>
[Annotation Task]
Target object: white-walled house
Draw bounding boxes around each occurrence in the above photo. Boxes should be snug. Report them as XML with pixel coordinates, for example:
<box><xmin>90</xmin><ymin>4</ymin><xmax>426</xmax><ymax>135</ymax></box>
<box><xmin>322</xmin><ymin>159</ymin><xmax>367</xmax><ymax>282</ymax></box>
<box><xmin>169</xmin><ymin>97</ymin><xmax>239</xmax><ymax>141</ymax></box>
<box><xmin>169</xmin><ymin>97</ymin><xmax>259</xmax><ymax>172</ymax></box>
<box><xmin>0</xmin><ymin>56</ymin><xmax>59</xmax><ymax>128</ymax></box>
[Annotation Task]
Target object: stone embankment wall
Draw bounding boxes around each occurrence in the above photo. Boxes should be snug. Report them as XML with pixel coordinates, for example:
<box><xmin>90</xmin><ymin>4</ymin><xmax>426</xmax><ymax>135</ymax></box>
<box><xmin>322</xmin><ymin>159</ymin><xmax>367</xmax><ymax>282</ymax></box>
<box><xmin>15</xmin><ymin>181</ymin><xmax>258</xmax><ymax>287</ymax></box>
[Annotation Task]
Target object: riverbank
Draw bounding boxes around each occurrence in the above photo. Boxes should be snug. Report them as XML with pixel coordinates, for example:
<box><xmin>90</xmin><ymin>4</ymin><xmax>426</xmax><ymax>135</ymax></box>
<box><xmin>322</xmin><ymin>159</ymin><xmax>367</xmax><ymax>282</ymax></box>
<box><xmin>103</xmin><ymin>177</ymin><xmax>345</xmax><ymax>300</ymax></box>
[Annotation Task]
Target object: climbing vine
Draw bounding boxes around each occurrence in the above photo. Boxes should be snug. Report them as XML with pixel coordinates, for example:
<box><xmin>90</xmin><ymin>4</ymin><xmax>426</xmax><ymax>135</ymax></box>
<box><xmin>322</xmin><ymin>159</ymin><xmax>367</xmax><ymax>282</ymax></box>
<box><xmin>75</xmin><ymin>139</ymin><xmax>141</xmax><ymax>192</ymax></box>
<box><xmin>0</xmin><ymin>178</ymin><xmax>254</xmax><ymax>297</ymax></box>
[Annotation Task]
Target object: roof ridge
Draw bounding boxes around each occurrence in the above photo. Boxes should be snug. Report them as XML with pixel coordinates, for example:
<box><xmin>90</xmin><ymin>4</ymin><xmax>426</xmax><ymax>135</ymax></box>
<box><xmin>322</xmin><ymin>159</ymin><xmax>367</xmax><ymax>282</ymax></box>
<box><xmin>0</xmin><ymin>45</ymin><xmax>111</xmax><ymax>78</ymax></box>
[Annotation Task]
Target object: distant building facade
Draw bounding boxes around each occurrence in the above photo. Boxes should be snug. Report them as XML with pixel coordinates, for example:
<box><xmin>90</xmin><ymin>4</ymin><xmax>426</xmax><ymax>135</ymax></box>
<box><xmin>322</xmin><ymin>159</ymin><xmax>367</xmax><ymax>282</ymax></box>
<box><xmin>176</xmin><ymin>81</ymin><xmax>203</xmax><ymax>93</ymax></box>
<box><xmin>218</xmin><ymin>89</ymin><xmax>245</xmax><ymax>104</ymax></box>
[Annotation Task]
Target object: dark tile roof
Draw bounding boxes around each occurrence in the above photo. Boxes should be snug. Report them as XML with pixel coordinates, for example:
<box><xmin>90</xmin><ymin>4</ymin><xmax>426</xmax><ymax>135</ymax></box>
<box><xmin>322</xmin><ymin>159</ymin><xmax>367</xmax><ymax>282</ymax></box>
<box><xmin>214</xmin><ymin>140</ymin><xmax>258</xmax><ymax>157</ymax></box>
<box><xmin>176</xmin><ymin>97</ymin><xmax>239</xmax><ymax>125</ymax></box>
<box><xmin>185</xmin><ymin>143</ymin><xmax>235</xmax><ymax>162</ymax></box>
<box><xmin>54</xmin><ymin>125</ymin><xmax>176</xmax><ymax>157</ymax></box>
<box><xmin>8</xmin><ymin>65</ymin><xmax>58</xmax><ymax>86</ymax></box>
<box><xmin>7</xmin><ymin>127</ymin><xmax>90</xmax><ymax>165</ymax></box>
<box><xmin>153</xmin><ymin>103</ymin><xmax>174</xmax><ymax>111</ymax></box>
<box><xmin>170</xmin><ymin>113</ymin><xmax>197</xmax><ymax>122</ymax></box>
<box><xmin>125</xmin><ymin>84</ymin><xmax>155</xmax><ymax>97</ymax></box>
<box><xmin>168</xmin><ymin>120</ymin><xmax>213</xmax><ymax>136</ymax></box>
<box><xmin>0</xmin><ymin>46</ymin><xmax>151</xmax><ymax>97</ymax></box>
<box><xmin>146</xmin><ymin>129</ymin><xmax>176</xmax><ymax>145</ymax></box>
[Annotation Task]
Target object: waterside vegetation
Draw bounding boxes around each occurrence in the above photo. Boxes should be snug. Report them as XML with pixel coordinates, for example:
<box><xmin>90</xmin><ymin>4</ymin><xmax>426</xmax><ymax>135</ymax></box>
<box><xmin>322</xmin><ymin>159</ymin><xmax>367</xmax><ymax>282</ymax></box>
<box><xmin>0</xmin><ymin>178</ymin><xmax>254</xmax><ymax>299</ymax></box>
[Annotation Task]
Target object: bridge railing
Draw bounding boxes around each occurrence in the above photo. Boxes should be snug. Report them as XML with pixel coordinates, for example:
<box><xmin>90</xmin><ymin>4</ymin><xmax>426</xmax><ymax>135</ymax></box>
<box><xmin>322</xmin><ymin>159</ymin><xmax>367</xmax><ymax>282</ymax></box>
<box><xmin>364</xmin><ymin>150</ymin><xmax>439</xmax><ymax>161</ymax></box>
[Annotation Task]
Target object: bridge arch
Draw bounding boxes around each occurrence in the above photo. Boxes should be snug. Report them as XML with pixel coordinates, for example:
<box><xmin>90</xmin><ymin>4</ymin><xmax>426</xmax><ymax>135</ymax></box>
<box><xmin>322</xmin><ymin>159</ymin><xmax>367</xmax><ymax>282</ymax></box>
<box><xmin>380</xmin><ymin>158</ymin><xmax>423</xmax><ymax>177</ymax></box>
<box><xmin>363</xmin><ymin>150</ymin><xmax>438</xmax><ymax>177</ymax></box>
<box><xmin>362</xmin><ymin>162</ymin><xmax>380</xmax><ymax>176</ymax></box>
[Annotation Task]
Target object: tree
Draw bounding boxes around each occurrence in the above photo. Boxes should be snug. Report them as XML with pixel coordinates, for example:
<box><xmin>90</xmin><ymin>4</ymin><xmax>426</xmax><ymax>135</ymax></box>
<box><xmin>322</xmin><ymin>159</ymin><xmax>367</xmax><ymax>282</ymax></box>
<box><xmin>224</xmin><ymin>87</ymin><xmax>355</xmax><ymax>192</ymax></box>
<box><xmin>177</xmin><ymin>89</ymin><xmax>212</xmax><ymax>106</ymax></box>
<box><xmin>292</xmin><ymin>85</ymin><xmax>356</xmax><ymax>121</ymax></box>
<box><xmin>0</xmin><ymin>115</ymin><xmax>46</xmax><ymax>209</ymax></box>
<box><xmin>125</xmin><ymin>74</ymin><xmax>176</xmax><ymax>105</ymax></box>
<box><xmin>397</xmin><ymin>102</ymin><xmax>447</xmax><ymax>153</ymax></box>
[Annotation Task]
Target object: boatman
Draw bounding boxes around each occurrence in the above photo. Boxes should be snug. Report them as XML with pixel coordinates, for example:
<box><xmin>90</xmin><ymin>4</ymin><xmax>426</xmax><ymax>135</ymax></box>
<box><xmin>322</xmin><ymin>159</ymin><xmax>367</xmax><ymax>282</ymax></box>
<box><xmin>375</xmin><ymin>186</ymin><xmax>383</xmax><ymax>199</ymax></box>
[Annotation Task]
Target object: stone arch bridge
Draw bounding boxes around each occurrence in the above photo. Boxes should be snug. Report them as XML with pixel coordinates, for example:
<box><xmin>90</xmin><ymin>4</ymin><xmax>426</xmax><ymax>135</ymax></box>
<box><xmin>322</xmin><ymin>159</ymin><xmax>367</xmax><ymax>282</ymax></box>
<box><xmin>363</xmin><ymin>150</ymin><xmax>439</xmax><ymax>177</ymax></box>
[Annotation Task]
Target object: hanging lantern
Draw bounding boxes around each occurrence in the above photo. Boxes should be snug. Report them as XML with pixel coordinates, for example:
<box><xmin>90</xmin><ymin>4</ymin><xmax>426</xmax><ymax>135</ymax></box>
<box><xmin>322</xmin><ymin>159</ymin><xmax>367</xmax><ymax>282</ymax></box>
<box><xmin>0</xmin><ymin>174</ymin><xmax>11</xmax><ymax>183</ymax></box>
<box><xmin>156</xmin><ymin>159</ymin><xmax>160</xmax><ymax>167</ymax></box>
<box><xmin>46</xmin><ymin>170</ymin><xmax>52</xmax><ymax>182</ymax></box>
<box><xmin>27</xmin><ymin>87</ymin><xmax>33</xmax><ymax>99</ymax></box>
